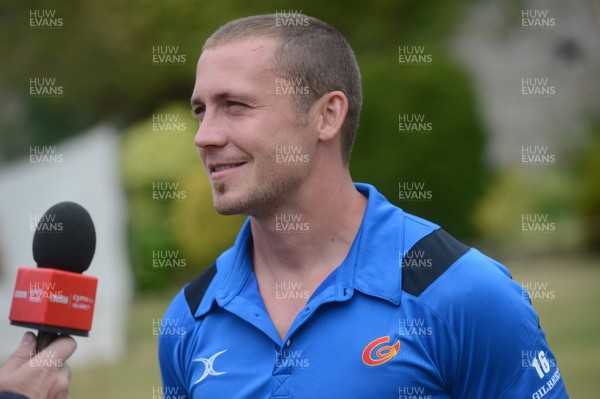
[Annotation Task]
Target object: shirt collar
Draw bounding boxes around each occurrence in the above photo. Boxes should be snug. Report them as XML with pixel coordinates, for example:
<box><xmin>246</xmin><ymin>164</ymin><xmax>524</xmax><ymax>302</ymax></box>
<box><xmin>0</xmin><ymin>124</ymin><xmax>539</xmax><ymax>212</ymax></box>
<box><xmin>339</xmin><ymin>183</ymin><xmax>404</xmax><ymax>305</ymax></box>
<box><xmin>195</xmin><ymin>182</ymin><xmax>404</xmax><ymax>317</ymax></box>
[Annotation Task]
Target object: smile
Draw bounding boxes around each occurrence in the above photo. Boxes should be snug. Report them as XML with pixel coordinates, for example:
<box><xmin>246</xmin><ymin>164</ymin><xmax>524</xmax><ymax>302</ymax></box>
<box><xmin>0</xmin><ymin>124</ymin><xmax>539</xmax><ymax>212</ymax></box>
<box><xmin>209</xmin><ymin>162</ymin><xmax>246</xmax><ymax>178</ymax></box>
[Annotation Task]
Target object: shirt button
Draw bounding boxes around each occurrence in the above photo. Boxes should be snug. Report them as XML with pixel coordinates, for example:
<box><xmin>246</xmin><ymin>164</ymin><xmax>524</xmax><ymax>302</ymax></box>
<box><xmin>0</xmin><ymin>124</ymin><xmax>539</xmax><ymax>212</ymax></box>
<box><xmin>286</xmin><ymin>339</ymin><xmax>291</xmax><ymax>347</ymax></box>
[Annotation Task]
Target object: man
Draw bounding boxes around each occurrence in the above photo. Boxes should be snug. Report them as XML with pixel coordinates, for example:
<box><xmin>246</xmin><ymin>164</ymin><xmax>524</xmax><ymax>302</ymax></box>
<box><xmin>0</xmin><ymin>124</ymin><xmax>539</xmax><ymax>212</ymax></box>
<box><xmin>0</xmin><ymin>333</ymin><xmax>76</xmax><ymax>399</ymax></box>
<box><xmin>159</xmin><ymin>14</ymin><xmax>569</xmax><ymax>398</ymax></box>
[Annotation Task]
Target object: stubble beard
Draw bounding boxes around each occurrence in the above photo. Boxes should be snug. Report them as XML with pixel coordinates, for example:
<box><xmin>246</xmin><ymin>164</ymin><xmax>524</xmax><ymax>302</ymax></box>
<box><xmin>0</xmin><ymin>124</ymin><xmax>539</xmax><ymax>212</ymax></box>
<box><xmin>212</xmin><ymin>159</ymin><xmax>305</xmax><ymax>218</ymax></box>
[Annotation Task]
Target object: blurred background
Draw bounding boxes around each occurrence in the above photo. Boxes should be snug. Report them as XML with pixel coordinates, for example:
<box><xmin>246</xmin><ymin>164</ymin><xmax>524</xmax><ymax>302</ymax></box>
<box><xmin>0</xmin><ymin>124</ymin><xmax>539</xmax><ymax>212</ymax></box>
<box><xmin>0</xmin><ymin>0</ymin><xmax>598</xmax><ymax>397</ymax></box>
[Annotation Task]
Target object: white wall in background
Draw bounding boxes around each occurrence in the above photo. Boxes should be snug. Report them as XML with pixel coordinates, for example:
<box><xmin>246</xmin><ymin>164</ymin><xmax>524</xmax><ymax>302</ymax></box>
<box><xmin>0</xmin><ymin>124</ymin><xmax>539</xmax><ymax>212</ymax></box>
<box><xmin>0</xmin><ymin>125</ymin><xmax>133</xmax><ymax>366</ymax></box>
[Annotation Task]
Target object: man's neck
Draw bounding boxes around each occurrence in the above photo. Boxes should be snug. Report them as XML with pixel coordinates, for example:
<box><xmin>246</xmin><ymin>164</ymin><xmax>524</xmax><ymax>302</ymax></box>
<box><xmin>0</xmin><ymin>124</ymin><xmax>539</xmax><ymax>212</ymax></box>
<box><xmin>249</xmin><ymin>174</ymin><xmax>367</xmax><ymax>282</ymax></box>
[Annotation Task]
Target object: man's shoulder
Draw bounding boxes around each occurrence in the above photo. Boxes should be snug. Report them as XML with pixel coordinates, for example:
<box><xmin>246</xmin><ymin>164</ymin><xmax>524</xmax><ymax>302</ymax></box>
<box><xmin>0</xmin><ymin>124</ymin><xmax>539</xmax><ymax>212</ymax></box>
<box><xmin>400</xmin><ymin>210</ymin><xmax>441</xmax><ymax>248</ymax></box>
<box><xmin>163</xmin><ymin>265</ymin><xmax>218</xmax><ymax>326</ymax></box>
<box><xmin>411</xmin><ymin>246</ymin><xmax>515</xmax><ymax>303</ymax></box>
<box><xmin>398</xmin><ymin>216</ymin><xmax>531</xmax><ymax>322</ymax></box>
<box><xmin>407</xmin><ymin>243</ymin><xmax>538</xmax><ymax>339</ymax></box>
<box><xmin>183</xmin><ymin>262</ymin><xmax>217</xmax><ymax>317</ymax></box>
<box><xmin>164</xmin><ymin>245</ymin><xmax>237</xmax><ymax>322</ymax></box>
<box><xmin>398</xmin><ymin>210</ymin><xmax>514</xmax><ymax>302</ymax></box>
<box><xmin>400</xmin><ymin>226</ymin><xmax>471</xmax><ymax>298</ymax></box>
<box><xmin>401</xmin><ymin>222</ymin><xmax>514</xmax><ymax>304</ymax></box>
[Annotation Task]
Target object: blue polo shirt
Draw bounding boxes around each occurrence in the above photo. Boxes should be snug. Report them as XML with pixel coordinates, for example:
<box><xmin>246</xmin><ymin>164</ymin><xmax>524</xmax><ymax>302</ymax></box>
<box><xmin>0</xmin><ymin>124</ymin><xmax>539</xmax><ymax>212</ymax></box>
<box><xmin>159</xmin><ymin>183</ymin><xmax>568</xmax><ymax>398</ymax></box>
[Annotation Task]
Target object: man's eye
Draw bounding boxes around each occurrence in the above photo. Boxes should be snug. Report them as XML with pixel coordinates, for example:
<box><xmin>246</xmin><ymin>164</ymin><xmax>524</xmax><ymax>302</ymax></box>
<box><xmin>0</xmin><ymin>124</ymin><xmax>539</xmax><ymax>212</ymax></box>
<box><xmin>227</xmin><ymin>101</ymin><xmax>246</xmax><ymax>108</ymax></box>
<box><xmin>191</xmin><ymin>106</ymin><xmax>205</xmax><ymax>118</ymax></box>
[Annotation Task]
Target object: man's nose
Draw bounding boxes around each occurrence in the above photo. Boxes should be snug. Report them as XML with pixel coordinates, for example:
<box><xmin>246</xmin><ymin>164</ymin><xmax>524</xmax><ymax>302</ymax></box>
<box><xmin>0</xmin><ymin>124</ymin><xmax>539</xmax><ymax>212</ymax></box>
<box><xmin>194</xmin><ymin>111</ymin><xmax>228</xmax><ymax>149</ymax></box>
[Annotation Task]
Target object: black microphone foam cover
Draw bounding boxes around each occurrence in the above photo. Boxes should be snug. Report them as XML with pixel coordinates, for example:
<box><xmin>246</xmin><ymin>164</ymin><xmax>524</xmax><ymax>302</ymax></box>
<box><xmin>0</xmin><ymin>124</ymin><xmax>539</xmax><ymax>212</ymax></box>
<box><xmin>32</xmin><ymin>201</ymin><xmax>96</xmax><ymax>273</ymax></box>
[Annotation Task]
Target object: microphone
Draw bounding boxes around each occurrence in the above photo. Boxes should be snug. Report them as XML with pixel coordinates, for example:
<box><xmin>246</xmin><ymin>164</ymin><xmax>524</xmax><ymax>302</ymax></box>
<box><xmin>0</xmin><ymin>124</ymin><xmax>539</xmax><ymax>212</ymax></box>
<box><xmin>9</xmin><ymin>202</ymin><xmax>98</xmax><ymax>353</ymax></box>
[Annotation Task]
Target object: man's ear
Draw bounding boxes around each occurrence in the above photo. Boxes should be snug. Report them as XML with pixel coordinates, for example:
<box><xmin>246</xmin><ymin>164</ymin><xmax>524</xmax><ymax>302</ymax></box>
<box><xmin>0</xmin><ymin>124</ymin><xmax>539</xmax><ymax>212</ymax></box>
<box><xmin>312</xmin><ymin>91</ymin><xmax>348</xmax><ymax>143</ymax></box>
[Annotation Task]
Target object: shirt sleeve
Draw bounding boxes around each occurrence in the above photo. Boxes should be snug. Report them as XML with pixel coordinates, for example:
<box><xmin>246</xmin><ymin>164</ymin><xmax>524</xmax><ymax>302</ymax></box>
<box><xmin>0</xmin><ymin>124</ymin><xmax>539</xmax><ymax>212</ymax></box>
<box><xmin>436</xmin><ymin>251</ymin><xmax>570</xmax><ymax>398</ymax></box>
<box><xmin>498</xmin><ymin>327</ymin><xmax>568</xmax><ymax>399</ymax></box>
<box><xmin>158</xmin><ymin>289</ymin><xmax>191</xmax><ymax>397</ymax></box>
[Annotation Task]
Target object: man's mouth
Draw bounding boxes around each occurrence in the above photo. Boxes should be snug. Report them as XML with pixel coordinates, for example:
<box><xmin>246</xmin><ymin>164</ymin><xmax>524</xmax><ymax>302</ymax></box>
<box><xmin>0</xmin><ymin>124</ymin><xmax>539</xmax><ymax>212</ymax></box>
<box><xmin>208</xmin><ymin>162</ymin><xmax>247</xmax><ymax>178</ymax></box>
<box><xmin>211</xmin><ymin>163</ymin><xmax>244</xmax><ymax>173</ymax></box>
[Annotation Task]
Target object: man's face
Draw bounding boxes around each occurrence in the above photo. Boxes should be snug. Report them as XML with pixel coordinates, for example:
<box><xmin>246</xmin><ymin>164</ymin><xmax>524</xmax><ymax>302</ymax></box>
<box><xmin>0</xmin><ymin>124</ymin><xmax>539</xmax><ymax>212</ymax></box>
<box><xmin>192</xmin><ymin>37</ymin><xmax>313</xmax><ymax>217</ymax></box>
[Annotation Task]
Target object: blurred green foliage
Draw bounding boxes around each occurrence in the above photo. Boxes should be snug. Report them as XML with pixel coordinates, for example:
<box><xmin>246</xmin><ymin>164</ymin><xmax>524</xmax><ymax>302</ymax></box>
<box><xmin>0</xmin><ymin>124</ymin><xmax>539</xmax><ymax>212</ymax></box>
<box><xmin>475</xmin><ymin>119</ymin><xmax>600</xmax><ymax>255</ymax></box>
<box><xmin>352</xmin><ymin>54</ymin><xmax>486</xmax><ymax>239</ymax></box>
<box><xmin>580</xmin><ymin>124</ymin><xmax>600</xmax><ymax>253</ymax></box>
<box><xmin>473</xmin><ymin>168</ymin><xmax>581</xmax><ymax>254</ymax></box>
